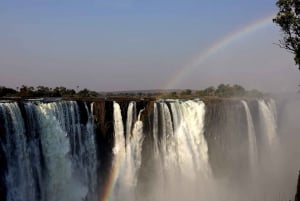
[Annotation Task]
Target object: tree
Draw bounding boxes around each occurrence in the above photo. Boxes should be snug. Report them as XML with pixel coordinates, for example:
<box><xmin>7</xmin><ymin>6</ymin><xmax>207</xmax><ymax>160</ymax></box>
<box><xmin>19</xmin><ymin>85</ymin><xmax>35</xmax><ymax>97</ymax></box>
<box><xmin>180</xmin><ymin>89</ymin><xmax>192</xmax><ymax>96</ymax></box>
<box><xmin>35</xmin><ymin>86</ymin><xmax>51</xmax><ymax>97</ymax></box>
<box><xmin>77</xmin><ymin>88</ymin><xmax>98</xmax><ymax>97</ymax></box>
<box><xmin>204</xmin><ymin>86</ymin><xmax>215</xmax><ymax>96</ymax></box>
<box><xmin>0</xmin><ymin>86</ymin><xmax>17</xmax><ymax>97</ymax></box>
<box><xmin>232</xmin><ymin>84</ymin><xmax>246</xmax><ymax>96</ymax></box>
<box><xmin>273</xmin><ymin>0</ymin><xmax>300</xmax><ymax>69</ymax></box>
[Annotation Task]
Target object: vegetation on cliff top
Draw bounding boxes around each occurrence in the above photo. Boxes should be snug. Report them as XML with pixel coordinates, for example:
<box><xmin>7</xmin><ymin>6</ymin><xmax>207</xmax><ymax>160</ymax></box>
<box><xmin>0</xmin><ymin>85</ymin><xmax>98</xmax><ymax>98</ymax></box>
<box><xmin>0</xmin><ymin>84</ymin><xmax>263</xmax><ymax>99</ymax></box>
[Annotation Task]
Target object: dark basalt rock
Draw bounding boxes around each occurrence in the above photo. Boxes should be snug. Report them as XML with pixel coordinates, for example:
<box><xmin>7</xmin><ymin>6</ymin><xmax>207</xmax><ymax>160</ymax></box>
<box><xmin>295</xmin><ymin>171</ymin><xmax>300</xmax><ymax>201</ymax></box>
<box><xmin>76</xmin><ymin>101</ymin><xmax>90</xmax><ymax>125</ymax></box>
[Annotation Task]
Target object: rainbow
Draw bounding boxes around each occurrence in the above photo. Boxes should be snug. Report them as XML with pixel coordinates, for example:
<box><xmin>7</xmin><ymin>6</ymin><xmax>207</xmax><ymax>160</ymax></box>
<box><xmin>98</xmin><ymin>158</ymin><xmax>122</xmax><ymax>201</ymax></box>
<box><xmin>98</xmin><ymin>133</ymin><xmax>126</xmax><ymax>201</ymax></box>
<box><xmin>98</xmin><ymin>13</ymin><xmax>277</xmax><ymax>201</ymax></box>
<box><xmin>164</xmin><ymin>13</ymin><xmax>276</xmax><ymax>89</ymax></box>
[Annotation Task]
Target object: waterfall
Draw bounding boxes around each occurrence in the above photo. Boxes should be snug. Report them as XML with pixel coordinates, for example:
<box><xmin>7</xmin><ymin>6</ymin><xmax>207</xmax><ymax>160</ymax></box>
<box><xmin>155</xmin><ymin>100</ymin><xmax>211</xmax><ymax>180</ymax></box>
<box><xmin>36</xmin><ymin>102</ymin><xmax>87</xmax><ymax>201</ymax></box>
<box><xmin>23</xmin><ymin>103</ymin><xmax>45</xmax><ymax>201</ymax></box>
<box><xmin>0</xmin><ymin>101</ymin><xmax>98</xmax><ymax>201</ymax></box>
<box><xmin>149</xmin><ymin>100</ymin><xmax>212</xmax><ymax>201</ymax></box>
<box><xmin>158</xmin><ymin>102</ymin><xmax>176</xmax><ymax>173</ymax></box>
<box><xmin>110</xmin><ymin>102</ymin><xmax>126</xmax><ymax>201</ymax></box>
<box><xmin>82</xmin><ymin>102</ymin><xmax>98</xmax><ymax>201</ymax></box>
<box><xmin>0</xmin><ymin>103</ymin><xmax>35</xmax><ymax>201</ymax></box>
<box><xmin>241</xmin><ymin>100</ymin><xmax>258</xmax><ymax>174</ymax></box>
<box><xmin>152</xmin><ymin>103</ymin><xmax>161</xmax><ymax>159</ymax></box>
<box><xmin>111</xmin><ymin>101</ymin><xmax>144</xmax><ymax>201</ymax></box>
<box><xmin>177</xmin><ymin>100</ymin><xmax>210</xmax><ymax>178</ymax></box>
<box><xmin>258</xmin><ymin>100</ymin><xmax>279</xmax><ymax>148</ymax></box>
<box><xmin>124</xmin><ymin>102</ymin><xmax>144</xmax><ymax>188</ymax></box>
<box><xmin>0</xmin><ymin>98</ymin><xmax>286</xmax><ymax>201</ymax></box>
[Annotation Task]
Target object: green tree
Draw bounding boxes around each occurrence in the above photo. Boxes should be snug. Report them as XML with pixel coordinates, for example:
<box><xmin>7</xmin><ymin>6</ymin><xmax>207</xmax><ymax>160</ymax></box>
<box><xmin>19</xmin><ymin>85</ymin><xmax>35</xmax><ymax>97</ymax></box>
<box><xmin>35</xmin><ymin>86</ymin><xmax>51</xmax><ymax>97</ymax></box>
<box><xmin>232</xmin><ymin>84</ymin><xmax>246</xmax><ymax>96</ymax></box>
<box><xmin>273</xmin><ymin>0</ymin><xmax>300</xmax><ymax>69</ymax></box>
<box><xmin>77</xmin><ymin>88</ymin><xmax>98</xmax><ymax>97</ymax></box>
<box><xmin>0</xmin><ymin>86</ymin><xmax>17</xmax><ymax>97</ymax></box>
<box><xmin>203</xmin><ymin>86</ymin><xmax>215</xmax><ymax>96</ymax></box>
<box><xmin>180</xmin><ymin>89</ymin><xmax>192</xmax><ymax>96</ymax></box>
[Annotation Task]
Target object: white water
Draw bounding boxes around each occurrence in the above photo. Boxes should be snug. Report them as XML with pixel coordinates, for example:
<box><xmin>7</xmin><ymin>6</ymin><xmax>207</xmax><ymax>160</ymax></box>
<box><xmin>24</xmin><ymin>103</ymin><xmax>45</xmax><ymax>201</ymax></box>
<box><xmin>124</xmin><ymin>102</ymin><xmax>144</xmax><ymax>188</ymax></box>
<box><xmin>0</xmin><ymin>103</ymin><xmax>35</xmax><ymax>201</ymax></box>
<box><xmin>83</xmin><ymin>102</ymin><xmax>98</xmax><ymax>201</ymax></box>
<box><xmin>126</xmin><ymin>102</ymin><xmax>135</xmax><ymax>146</ymax></box>
<box><xmin>112</xmin><ymin>102</ymin><xmax>126</xmax><ymax>157</ymax></box>
<box><xmin>36</xmin><ymin>102</ymin><xmax>88</xmax><ymax>201</ymax></box>
<box><xmin>258</xmin><ymin>100</ymin><xmax>279</xmax><ymax>148</ymax></box>
<box><xmin>111</xmin><ymin>102</ymin><xmax>126</xmax><ymax>201</ymax></box>
<box><xmin>159</xmin><ymin>102</ymin><xmax>176</xmax><ymax>174</ymax></box>
<box><xmin>152</xmin><ymin>103</ymin><xmax>161</xmax><ymax>159</ymax></box>
<box><xmin>157</xmin><ymin>100</ymin><xmax>211</xmax><ymax>179</ymax></box>
<box><xmin>150</xmin><ymin>100</ymin><xmax>212</xmax><ymax>201</ymax></box>
<box><xmin>0</xmin><ymin>101</ymin><xmax>98</xmax><ymax>201</ymax></box>
<box><xmin>112</xmin><ymin>101</ymin><xmax>144</xmax><ymax>201</ymax></box>
<box><xmin>241</xmin><ymin>100</ymin><xmax>258</xmax><ymax>174</ymax></box>
<box><xmin>0</xmin><ymin>98</ymin><xmax>286</xmax><ymax>201</ymax></box>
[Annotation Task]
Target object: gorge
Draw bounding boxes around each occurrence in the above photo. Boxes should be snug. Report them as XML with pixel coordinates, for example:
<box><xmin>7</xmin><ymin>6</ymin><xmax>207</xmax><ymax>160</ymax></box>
<box><xmin>0</xmin><ymin>97</ymin><xmax>298</xmax><ymax>201</ymax></box>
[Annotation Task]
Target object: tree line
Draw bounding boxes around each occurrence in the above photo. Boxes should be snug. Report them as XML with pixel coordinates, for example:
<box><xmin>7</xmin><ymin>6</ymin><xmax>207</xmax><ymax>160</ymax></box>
<box><xmin>0</xmin><ymin>84</ymin><xmax>263</xmax><ymax>99</ymax></box>
<box><xmin>163</xmin><ymin>84</ymin><xmax>263</xmax><ymax>99</ymax></box>
<box><xmin>0</xmin><ymin>85</ymin><xmax>99</xmax><ymax>98</ymax></box>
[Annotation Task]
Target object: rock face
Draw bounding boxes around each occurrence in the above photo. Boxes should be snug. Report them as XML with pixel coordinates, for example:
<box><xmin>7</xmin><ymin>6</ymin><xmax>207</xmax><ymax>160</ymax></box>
<box><xmin>295</xmin><ymin>171</ymin><xmax>300</xmax><ymax>201</ymax></box>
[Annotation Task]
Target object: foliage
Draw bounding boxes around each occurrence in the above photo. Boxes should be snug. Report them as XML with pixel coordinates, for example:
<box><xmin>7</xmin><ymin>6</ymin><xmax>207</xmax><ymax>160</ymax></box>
<box><xmin>52</xmin><ymin>87</ymin><xmax>76</xmax><ymax>97</ymax></box>
<box><xmin>0</xmin><ymin>85</ymin><xmax>99</xmax><ymax>98</ymax></box>
<box><xmin>0</xmin><ymin>84</ymin><xmax>263</xmax><ymax>99</ymax></box>
<box><xmin>161</xmin><ymin>84</ymin><xmax>262</xmax><ymax>99</ymax></box>
<box><xmin>0</xmin><ymin>86</ymin><xmax>18</xmax><ymax>97</ymax></box>
<box><xmin>77</xmin><ymin>88</ymin><xmax>98</xmax><ymax>97</ymax></box>
<box><xmin>195</xmin><ymin>84</ymin><xmax>249</xmax><ymax>97</ymax></box>
<box><xmin>180</xmin><ymin>89</ymin><xmax>192</xmax><ymax>96</ymax></box>
<box><xmin>273</xmin><ymin>0</ymin><xmax>300</xmax><ymax>69</ymax></box>
<box><xmin>19</xmin><ymin>85</ymin><xmax>35</xmax><ymax>97</ymax></box>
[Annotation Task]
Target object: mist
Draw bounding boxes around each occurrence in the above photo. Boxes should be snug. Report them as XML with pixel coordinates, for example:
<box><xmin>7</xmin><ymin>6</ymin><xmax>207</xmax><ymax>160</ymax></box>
<box><xmin>106</xmin><ymin>96</ymin><xmax>300</xmax><ymax>201</ymax></box>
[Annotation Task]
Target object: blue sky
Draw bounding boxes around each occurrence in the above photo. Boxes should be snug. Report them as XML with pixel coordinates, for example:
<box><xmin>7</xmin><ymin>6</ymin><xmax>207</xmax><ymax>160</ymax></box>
<box><xmin>0</xmin><ymin>0</ymin><xmax>298</xmax><ymax>92</ymax></box>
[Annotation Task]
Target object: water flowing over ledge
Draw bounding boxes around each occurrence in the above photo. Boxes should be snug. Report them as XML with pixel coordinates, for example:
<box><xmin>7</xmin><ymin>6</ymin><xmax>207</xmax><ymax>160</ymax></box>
<box><xmin>0</xmin><ymin>98</ymin><xmax>290</xmax><ymax>201</ymax></box>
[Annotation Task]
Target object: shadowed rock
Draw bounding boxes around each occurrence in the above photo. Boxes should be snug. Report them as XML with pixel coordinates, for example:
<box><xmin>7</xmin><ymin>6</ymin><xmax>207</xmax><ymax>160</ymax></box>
<box><xmin>295</xmin><ymin>171</ymin><xmax>300</xmax><ymax>201</ymax></box>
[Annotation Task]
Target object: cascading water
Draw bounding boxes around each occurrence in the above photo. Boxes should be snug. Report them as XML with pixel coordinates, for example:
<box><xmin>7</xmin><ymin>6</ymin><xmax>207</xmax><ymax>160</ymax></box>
<box><xmin>0</xmin><ymin>103</ymin><xmax>35</xmax><ymax>201</ymax></box>
<box><xmin>241</xmin><ymin>100</ymin><xmax>258</xmax><ymax>174</ymax></box>
<box><xmin>258</xmin><ymin>100</ymin><xmax>279</xmax><ymax>148</ymax></box>
<box><xmin>111</xmin><ymin>101</ymin><xmax>144</xmax><ymax>201</ymax></box>
<box><xmin>36</xmin><ymin>102</ymin><xmax>87</xmax><ymax>201</ymax></box>
<box><xmin>0</xmin><ymin>101</ymin><xmax>98</xmax><ymax>201</ymax></box>
<box><xmin>149</xmin><ymin>100</ymin><xmax>212</xmax><ymax>201</ymax></box>
<box><xmin>0</xmin><ymin>98</ymin><xmax>286</xmax><ymax>201</ymax></box>
<box><xmin>124</xmin><ymin>102</ymin><xmax>144</xmax><ymax>189</ymax></box>
<box><xmin>152</xmin><ymin>102</ymin><xmax>161</xmax><ymax>162</ymax></box>
<box><xmin>83</xmin><ymin>102</ymin><xmax>98</xmax><ymax>201</ymax></box>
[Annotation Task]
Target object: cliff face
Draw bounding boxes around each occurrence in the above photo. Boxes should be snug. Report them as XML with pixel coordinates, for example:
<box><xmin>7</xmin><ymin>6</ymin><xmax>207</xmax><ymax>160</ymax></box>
<box><xmin>1</xmin><ymin>97</ymin><xmax>293</xmax><ymax>201</ymax></box>
<box><xmin>295</xmin><ymin>171</ymin><xmax>300</xmax><ymax>201</ymax></box>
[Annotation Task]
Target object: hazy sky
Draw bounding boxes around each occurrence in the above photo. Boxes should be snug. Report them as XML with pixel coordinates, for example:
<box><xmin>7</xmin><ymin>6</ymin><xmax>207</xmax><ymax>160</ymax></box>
<box><xmin>0</xmin><ymin>0</ymin><xmax>299</xmax><ymax>92</ymax></box>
